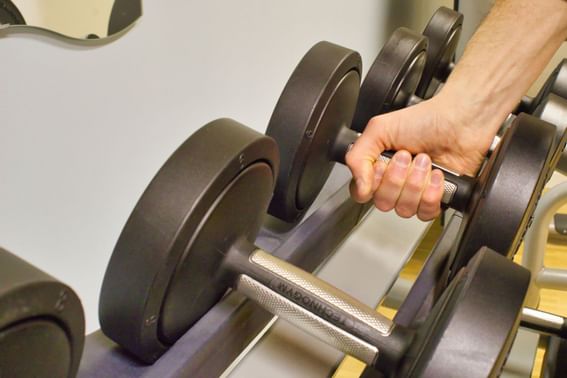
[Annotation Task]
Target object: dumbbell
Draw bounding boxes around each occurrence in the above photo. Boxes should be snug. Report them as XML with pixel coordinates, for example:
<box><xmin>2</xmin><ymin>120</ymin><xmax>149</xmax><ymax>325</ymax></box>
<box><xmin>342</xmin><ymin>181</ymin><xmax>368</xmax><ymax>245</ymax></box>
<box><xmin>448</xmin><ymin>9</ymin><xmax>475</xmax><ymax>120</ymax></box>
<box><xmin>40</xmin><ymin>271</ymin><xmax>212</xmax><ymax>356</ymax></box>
<box><xmin>415</xmin><ymin>6</ymin><xmax>463</xmax><ymax>99</ymax></box>
<box><xmin>362</xmin><ymin>211</ymin><xmax>567</xmax><ymax>377</ymax></box>
<box><xmin>264</xmin><ymin>37</ymin><xmax>560</xmax><ymax>283</ymax></box>
<box><xmin>98</xmin><ymin>114</ymin><xmax>531</xmax><ymax>376</ymax></box>
<box><xmin>0</xmin><ymin>247</ymin><xmax>85</xmax><ymax>377</ymax></box>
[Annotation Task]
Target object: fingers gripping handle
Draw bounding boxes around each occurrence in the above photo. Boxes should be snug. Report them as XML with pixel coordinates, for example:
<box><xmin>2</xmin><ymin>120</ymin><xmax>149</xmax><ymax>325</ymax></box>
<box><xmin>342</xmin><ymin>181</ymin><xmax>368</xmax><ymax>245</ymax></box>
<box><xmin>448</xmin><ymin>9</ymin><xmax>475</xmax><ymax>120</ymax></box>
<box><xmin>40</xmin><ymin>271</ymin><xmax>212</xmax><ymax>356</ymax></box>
<box><xmin>237</xmin><ymin>249</ymin><xmax>394</xmax><ymax>365</ymax></box>
<box><xmin>377</xmin><ymin>152</ymin><xmax>475</xmax><ymax>212</ymax></box>
<box><xmin>335</xmin><ymin>127</ymin><xmax>474</xmax><ymax>212</ymax></box>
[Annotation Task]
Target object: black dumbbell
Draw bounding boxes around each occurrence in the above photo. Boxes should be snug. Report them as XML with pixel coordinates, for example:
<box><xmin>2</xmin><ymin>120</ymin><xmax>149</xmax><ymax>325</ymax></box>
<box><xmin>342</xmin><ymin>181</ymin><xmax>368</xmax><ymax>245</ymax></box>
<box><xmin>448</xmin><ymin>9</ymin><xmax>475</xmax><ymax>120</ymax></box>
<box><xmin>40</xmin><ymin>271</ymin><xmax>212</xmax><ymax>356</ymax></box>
<box><xmin>362</xmin><ymin>211</ymin><xmax>567</xmax><ymax>377</ymax></box>
<box><xmin>415</xmin><ymin>6</ymin><xmax>463</xmax><ymax>99</ymax></box>
<box><xmin>264</xmin><ymin>37</ymin><xmax>560</xmax><ymax>281</ymax></box>
<box><xmin>0</xmin><ymin>247</ymin><xmax>84</xmax><ymax>377</ymax></box>
<box><xmin>98</xmin><ymin>114</ymin><xmax>531</xmax><ymax>377</ymax></box>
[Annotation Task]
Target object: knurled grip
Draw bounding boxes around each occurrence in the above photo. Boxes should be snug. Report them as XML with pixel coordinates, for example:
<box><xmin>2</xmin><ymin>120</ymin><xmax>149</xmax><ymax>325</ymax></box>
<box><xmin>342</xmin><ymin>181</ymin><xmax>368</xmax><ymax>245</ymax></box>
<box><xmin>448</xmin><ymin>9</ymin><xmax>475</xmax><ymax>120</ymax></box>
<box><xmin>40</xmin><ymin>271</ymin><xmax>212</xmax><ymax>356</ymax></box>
<box><xmin>237</xmin><ymin>275</ymin><xmax>379</xmax><ymax>365</ymax></box>
<box><xmin>249</xmin><ymin>249</ymin><xmax>393</xmax><ymax>336</ymax></box>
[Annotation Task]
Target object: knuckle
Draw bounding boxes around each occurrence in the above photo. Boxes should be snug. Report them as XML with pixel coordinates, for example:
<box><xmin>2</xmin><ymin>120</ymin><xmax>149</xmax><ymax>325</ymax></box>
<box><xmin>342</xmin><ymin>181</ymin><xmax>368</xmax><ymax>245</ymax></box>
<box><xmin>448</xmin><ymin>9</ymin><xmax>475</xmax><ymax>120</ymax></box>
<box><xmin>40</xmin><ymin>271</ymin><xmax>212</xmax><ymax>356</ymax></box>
<box><xmin>417</xmin><ymin>212</ymin><xmax>433</xmax><ymax>222</ymax></box>
<box><xmin>421</xmin><ymin>188</ymin><xmax>441</xmax><ymax>206</ymax></box>
<box><xmin>418</xmin><ymin>207</ymin><xmax>440</xmax><ymax>221</ymax></box>
<box><xmin>367</xmin><ymin>116</ymin><xmax>381</xmax><ymax>130</ymax></box>
<box><xmin>345</xmin><ymin>151</ymin><xmax>355</xmax><ymax>167</ymax></box>
<box><xmin>374</xmin><ymin>197</ymin><xmax>394</xmax><ymax>212</ymax></box>
<box><xmin>384</xmin><ymin>174</ymin><xmax>406</xmax><ymax>190</ymax></box>
<box><xmin>404</xmin><ymin>179</ymin><xmax>423</xmax><ymax>194</ymax></box>
<box><xmin>396</xmin><ymin>205</ymin><xmax>415</xmax><ymax>219</ymax></box>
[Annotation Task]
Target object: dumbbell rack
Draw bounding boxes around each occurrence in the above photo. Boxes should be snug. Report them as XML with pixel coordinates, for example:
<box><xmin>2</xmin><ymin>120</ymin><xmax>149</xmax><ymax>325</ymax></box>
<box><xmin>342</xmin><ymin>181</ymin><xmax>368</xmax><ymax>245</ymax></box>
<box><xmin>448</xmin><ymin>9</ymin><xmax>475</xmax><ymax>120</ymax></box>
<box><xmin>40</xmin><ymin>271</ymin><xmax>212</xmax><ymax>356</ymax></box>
<box><xmin>78</xmin><ymin>167</ymin><xmax>430</xmax><ymax>377</ymax></box>
<box><xmin>521</xmin><ymin>182</ymin><xmax>567</xmax><ymax>376</ymax></box>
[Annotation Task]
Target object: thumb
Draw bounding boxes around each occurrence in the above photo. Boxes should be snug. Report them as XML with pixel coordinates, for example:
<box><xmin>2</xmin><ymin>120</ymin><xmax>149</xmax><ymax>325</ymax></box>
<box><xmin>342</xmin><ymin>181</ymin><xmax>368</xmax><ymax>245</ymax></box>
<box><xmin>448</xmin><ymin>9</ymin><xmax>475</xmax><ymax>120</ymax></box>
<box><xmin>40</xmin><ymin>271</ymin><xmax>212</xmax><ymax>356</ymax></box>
<box><xmin>346</xmin><ymin>115</ymin><xmax>394</xmax><ymax>202</ymax></box>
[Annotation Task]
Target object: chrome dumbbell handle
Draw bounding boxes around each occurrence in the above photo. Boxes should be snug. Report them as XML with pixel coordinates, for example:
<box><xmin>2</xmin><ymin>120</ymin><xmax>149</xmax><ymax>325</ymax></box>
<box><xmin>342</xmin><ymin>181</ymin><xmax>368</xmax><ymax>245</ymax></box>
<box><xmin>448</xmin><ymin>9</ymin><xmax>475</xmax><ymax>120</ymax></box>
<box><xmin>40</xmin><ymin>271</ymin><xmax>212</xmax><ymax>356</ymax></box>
<box><xmin>235</xmin><ymin>249</ymin><xmax>396</xmax><ymax>366</ymax></box>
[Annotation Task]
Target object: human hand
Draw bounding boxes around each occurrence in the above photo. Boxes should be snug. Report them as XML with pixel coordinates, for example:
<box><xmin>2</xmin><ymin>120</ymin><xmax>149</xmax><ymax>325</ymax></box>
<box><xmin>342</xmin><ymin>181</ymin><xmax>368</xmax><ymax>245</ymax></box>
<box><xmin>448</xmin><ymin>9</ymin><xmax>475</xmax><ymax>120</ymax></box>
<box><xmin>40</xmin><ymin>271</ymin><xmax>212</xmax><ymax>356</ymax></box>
<box><xmin>346</xmin><ymin>92</ymin><xmax>497</xmax><ymax>221</ymax></box>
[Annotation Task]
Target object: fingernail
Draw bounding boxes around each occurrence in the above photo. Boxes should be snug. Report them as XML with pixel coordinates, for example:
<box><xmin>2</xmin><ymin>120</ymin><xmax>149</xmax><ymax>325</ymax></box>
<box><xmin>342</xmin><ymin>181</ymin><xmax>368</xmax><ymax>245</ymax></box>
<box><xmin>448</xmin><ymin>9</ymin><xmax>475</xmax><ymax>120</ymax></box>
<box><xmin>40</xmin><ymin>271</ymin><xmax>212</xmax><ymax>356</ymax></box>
<box><xmin>414</xmin><ymin>154</ymin><xmax>430</xmax><ymax>170</ymax></box>
<box><xmin>431</xmin><ymin>171</ymin><xmax>443</xmax><ymax>186</ymax></box>
<box><xmin>394</xmin><ymin>152</ymin><xmax>411</xmax><ymax>168</ymax></box>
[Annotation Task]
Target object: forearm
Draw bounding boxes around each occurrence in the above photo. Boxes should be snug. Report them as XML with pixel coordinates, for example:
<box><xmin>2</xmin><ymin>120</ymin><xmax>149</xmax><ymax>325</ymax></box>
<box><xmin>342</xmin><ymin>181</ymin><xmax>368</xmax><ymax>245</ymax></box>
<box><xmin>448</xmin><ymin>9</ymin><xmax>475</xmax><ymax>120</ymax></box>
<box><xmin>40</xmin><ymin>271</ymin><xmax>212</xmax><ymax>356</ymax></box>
<box><xmin>440</xmin><ymin>0</ymin><xmax>567</xmax><ymax>136</ymax></box>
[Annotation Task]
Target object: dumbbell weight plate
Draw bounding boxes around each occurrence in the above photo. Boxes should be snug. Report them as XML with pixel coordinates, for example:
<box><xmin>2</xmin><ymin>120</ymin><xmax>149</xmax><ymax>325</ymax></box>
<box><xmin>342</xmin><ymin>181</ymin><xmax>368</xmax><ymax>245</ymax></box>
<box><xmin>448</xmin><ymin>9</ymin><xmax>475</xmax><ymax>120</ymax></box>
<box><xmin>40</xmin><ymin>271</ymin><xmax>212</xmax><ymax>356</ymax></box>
<box><xmin>351</xmin><ymin>28</ymin><xmax>427</xmax><ymax>133</ymax></box>
<box><xmin>448</xmin><ymin>113</ymin><xmax>556</xmax><ymax>279</ymax></box>
<box><xmin>399</xmin><ymin>247</ymin><xmax>529</xmax><ymax>377</ymax></box>
<box><xmin>0</xmin><ymin>1</ymin><xmax>25</xmax><ymax>25</ymax></box>
<box><xmin>0</xmin><ymin>320</ymin><xmax>71</xmax><ymax>377</ymax></box>
<box><xmin>416</xmin><ymin>6</ymin><xmax>463</xmax><ymax>99</ymax></box>
<box><xmin>99</xmin><ymin>119</ymin><xmax>279</xmax><ymax>363</ymax></box>
<box><xmin>267</xmin><ymin>35</ymin><xmax>427</xmax><ymax>222</ymax></box>
<box><xmin>552</xmin><ymin>59</ymin><xmax>567</xmax><ymax>99</ymax></box>
<box><xmin>0</xmin><ymin>248</ymin><xmax>84</xmax><ymax>378</ymax></box>
<box><xmin>521</xmin><ymin>59</ymin><xmax>567</xmax><ymax>114</ymax></box>
<box><xmin>533</xmin><ymin>93</ymin><xmax>567</xmax><ymax>176</ymax></box>
<box><xmin>265</xmin><ymin>41</ymin><xmax>362</xmax><ymax>222</ymax></box>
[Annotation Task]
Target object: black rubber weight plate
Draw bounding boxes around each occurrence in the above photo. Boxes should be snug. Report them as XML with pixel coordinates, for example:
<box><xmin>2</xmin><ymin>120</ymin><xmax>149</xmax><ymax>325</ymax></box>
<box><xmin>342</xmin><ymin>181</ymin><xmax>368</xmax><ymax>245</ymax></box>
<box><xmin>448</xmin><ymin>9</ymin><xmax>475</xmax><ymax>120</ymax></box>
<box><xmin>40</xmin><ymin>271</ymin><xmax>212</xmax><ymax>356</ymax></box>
<box><xmin>527</xmin><ymin>59</ymin><xmax>567</xmax><ymax>114</ymax></box>
<box><xmin>352</xmin><ymin>27</ymin><xmax>427</xmax><ymax>133</ymax></box>
<box><xmin>416</xmin><ymin>6</ymin><xmax>463</xmax><ymax>98</ymax></box>
<box><xmin>551</xmin><ymin>59</ymin><xmax>567</xmax><ymax>99</ymax></box>
<box><xmin>0</xmin><ymin>320</ymin><xmax>71</xmax><ymax>377</ymax></box>
<box><xmin>0</xmin><ymin>248</ymin><xmax>85</xmax><ymax>378</ymax></box>
<box><xmin>449</xmin><ymin>113</ymin><xmax>556</xmax><ymax>278</ymax></box>
<box><xmin>533</xmin><ymin>94</ymin><xmax>567</xmax><ymax>181</ymax></box>
<box><xmin>0</xmin><ymin>1</ymin><xmax>26</xmax><ymax>24</ymax></box>
<box><xmin>266</xmin><ymin>41</ymin><xmax>361</xmax><ymax>222</ymax></box>
<box><xmin>99</xmin><ymin>119</ymin><xmax>279</xmax><ymax>363</ymax></box>
<box><xmin>400</xmin><ymin>247</ymin><xmax>529</xmax><ymax>377</ymax></box>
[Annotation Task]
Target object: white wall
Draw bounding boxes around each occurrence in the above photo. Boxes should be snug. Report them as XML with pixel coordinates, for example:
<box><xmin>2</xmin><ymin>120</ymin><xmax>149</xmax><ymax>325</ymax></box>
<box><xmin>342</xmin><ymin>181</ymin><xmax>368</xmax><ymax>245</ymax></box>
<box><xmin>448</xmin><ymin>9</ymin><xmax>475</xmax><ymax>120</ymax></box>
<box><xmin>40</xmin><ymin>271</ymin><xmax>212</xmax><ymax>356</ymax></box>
<box><xmin>0</xmin><ymin>1</ymin><xmax>395</xmax><ymax>333</ymax></box>
<box><xmin>0</xmin><ymin>0</ymin><xmax>464</xmax><ymax>334</ymax></box>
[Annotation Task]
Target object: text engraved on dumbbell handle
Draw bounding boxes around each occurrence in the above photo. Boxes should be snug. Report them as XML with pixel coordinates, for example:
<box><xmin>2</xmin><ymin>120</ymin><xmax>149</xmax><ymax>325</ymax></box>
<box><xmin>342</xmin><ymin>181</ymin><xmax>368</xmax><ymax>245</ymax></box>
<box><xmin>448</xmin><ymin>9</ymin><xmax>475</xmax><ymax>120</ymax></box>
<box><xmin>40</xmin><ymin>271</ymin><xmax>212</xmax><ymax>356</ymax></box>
<box><xmin>249</xmin><ymin>249</ymin><xmax>393</xmax><ymax>336</ymax></box>
<box><xmin>237</xmin><ymin>275</ymin><xmax>379</xmax><ymax>365</ymax></box>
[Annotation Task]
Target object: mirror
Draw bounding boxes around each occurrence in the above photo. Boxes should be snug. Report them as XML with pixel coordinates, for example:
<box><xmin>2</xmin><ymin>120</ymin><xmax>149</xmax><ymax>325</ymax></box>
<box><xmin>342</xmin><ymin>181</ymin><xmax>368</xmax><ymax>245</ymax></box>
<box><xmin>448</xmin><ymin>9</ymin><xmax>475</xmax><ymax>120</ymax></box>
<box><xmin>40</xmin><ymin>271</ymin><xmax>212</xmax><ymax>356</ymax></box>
<box><xmin>0</xmin><ymin>0</ymin><xmax>142</xmax><ymax>40</ymax></box>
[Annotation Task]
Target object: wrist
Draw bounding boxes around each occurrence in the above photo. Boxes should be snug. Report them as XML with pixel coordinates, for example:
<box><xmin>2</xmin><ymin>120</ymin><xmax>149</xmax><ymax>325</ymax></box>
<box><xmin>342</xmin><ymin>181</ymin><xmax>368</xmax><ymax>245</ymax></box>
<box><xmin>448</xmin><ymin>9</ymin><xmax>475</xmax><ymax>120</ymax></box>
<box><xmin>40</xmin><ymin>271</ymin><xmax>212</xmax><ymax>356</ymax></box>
<box><xmin>434</xmin><ymin>81</ymin><xmax>507</xmax><ymax>138</ymax></box>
